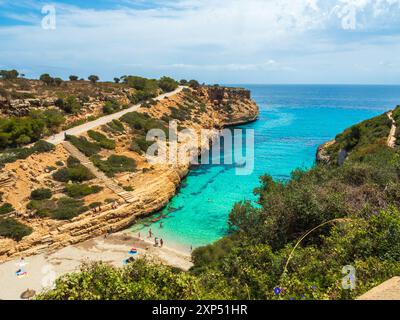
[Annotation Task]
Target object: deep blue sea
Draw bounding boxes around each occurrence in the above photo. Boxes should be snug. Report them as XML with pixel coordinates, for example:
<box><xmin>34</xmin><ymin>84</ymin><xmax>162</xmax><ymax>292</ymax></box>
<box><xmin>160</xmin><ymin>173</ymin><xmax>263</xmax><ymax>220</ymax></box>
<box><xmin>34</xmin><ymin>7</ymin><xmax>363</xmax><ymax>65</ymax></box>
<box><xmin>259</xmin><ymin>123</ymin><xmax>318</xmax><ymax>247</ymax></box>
<box><xmin>130</xmin><ymin>85</ymin><xmax>400</xmax><ymax>252</ymax></box>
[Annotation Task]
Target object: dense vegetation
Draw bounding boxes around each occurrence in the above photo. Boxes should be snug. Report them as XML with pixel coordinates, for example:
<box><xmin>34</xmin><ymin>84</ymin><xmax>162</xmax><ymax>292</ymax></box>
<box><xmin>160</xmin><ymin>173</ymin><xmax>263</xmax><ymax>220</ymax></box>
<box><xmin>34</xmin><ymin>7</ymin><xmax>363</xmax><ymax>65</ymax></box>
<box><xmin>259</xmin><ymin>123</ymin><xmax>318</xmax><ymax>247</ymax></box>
<box><xmin>121</xmin><ymin>111</ymin><xmax>168</xmax><ymax>155</ymax></box>
<box><xmin>324</xmin><ymin>112</ymin><xmax>392</xmax><ymax>163</ymax></box>
<box><xmin>39</xmin><ymin>110</ymin><xmax>400</xmax><ymax>300</ymax></box>
<box><xmin>102</xmin><ymin>120</ymin><xmax>125</xmax><ymax>135</ymax></box>
<box><xmin>28</xmin><ymin>196</ymin><xmax>88</xmax><ymax>220</ymax></box>
<box><xmin>87</xmin><ymin>130</ymin><xmax>116</xmax><ymax>150</ymax></box>
<box><xmin>0</xmin><ymin>217</ymin><xmax>32</xmax><ymax>241</ymax></box>
<box><xmin>55</xmin><ymin>96</ymin><xmax>82</xmax><ymax>114</ymax></box>
<box><xmin>0</xmin><ymin>69</ymin><xmax>19</xmax><ymax>80</ymax></box>
<box><xmin>65</xmin><ymin>184</ymin><xmax>103</xmax><ymax>199</ymax></box>
<box><xmin>130</xmin><ymin>136</ymin><xmax>153</xmax><ymax>154</ymax></box>
<box><xmin>30</xmin><ymin>188</ymin><xmax>52</xmax><ymax>201</ymax></box>
<box><xmin>90</xmin><ymin>154</ymin><xmax>137</xmax><ymax>177</ymax></box>
<box><xmin>66</xmin><ymin>135</ymin><xmax>101</xmax><ymax>157</ymax></box>
<box><xmin>52</xmin><ymin>156</ymin><xmax>95</xmax><ymax>182</ymax></box>
<box><xmin>121</xmin><ymin>111</ymin><xmax>168</xmax><ymax>137</ymax></box>
<box><xmin>37</xmin><ymin>259</ymin><xmax>225</xmax><ymax>300</ymax></box>
<box><xmin>0</xmin><ymin>203</ymin><xmax>14</xmax><ymax>215</ymax></box>
<box><xmin>0</xmin><ymin>110</ymin><xmax>64</xmax><ymax>149</ymax></box>
<box><xmin>102</xmin><ymin>100</ymin><xmax>126</xmax><ymax>115</ymax></box>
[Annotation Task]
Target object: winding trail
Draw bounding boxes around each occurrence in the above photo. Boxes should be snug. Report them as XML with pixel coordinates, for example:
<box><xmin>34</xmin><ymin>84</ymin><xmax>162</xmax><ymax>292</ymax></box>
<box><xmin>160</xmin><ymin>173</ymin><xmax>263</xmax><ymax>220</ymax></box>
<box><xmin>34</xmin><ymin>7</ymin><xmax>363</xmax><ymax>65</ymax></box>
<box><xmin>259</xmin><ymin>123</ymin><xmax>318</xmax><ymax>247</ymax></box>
<box><xmin>46</xmin><ymin>86</ymin><xmax>184</xmax><ymax>145</ymax></box>
<box><xmin>387</xmin><ymin>111</ymin><xmax>397</xmax><ymax>148</ymax></box>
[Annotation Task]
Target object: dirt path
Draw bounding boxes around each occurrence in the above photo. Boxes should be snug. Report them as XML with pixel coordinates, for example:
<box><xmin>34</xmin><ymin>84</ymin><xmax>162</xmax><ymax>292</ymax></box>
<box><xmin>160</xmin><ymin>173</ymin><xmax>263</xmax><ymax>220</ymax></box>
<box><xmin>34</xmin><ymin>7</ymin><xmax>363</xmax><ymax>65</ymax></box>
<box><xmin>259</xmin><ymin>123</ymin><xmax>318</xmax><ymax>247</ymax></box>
<box><xmin>387</xmin><ymin>111</ymin><xmax>397</xmax><ymax>148</ymax></box>
<box><xmin>0</xmin><ymin>231</ymin><xmax>192</xmax><ymax>300</ymax></box>
<box><xmin>46</xmin><ymin>86</ymin><xmax>184</xmax><ymax>145</ymax></box>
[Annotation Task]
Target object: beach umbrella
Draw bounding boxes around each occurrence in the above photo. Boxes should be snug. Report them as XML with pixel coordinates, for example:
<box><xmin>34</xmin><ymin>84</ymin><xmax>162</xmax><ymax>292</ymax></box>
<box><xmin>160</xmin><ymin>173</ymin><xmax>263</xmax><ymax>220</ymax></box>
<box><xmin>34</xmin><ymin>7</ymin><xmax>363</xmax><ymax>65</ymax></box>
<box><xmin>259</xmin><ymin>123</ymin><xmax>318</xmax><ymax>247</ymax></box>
<box><xmin>20</xmin><ymin>289</ymin><xmax>36</xmax><ymax>300</ymax></box>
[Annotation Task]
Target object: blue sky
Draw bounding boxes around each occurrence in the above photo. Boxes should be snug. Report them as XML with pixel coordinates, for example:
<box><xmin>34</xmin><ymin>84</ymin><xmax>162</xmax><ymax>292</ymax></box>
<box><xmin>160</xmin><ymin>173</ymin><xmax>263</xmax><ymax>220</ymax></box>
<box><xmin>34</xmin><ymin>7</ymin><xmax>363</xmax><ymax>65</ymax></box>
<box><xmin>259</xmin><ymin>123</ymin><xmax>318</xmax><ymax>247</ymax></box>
<box><xmin>1</xmin><ymin>0</ymin><xmax>400</xmax><ymax>84</ymax></box>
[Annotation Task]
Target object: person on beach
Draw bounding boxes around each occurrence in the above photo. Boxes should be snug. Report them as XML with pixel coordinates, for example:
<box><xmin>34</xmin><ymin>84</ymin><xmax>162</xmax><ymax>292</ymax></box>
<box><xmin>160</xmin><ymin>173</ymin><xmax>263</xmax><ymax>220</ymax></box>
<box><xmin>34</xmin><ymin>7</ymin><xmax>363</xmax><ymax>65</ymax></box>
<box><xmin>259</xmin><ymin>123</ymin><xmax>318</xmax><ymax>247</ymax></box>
<box><xmin>148</xmin><ymin>229</ymin><xmax>153</xmax><ymax>238</ymax></box>
<box><xmin>160</xmin><ymin>222</ymin><xmax>164</xmax><ymax>229</ymax></box>
<box><xmin>16</xmin><ymin>257</ymin><xmax>27</xmax><ymax>277</ymax></box>
<box><xmin>138</xmin><ymin>232</ymin><xmax>141</xmax><ymax>239</ymax></box>
<box><xmin>154</xmin><ymin>237</ymin><xmax>159</xmax><ymax>247</ymax></box>
<box><xmin>160</xmin><ymin>239</ymin><xmax>164</xmax><ymax>248</ymax></box>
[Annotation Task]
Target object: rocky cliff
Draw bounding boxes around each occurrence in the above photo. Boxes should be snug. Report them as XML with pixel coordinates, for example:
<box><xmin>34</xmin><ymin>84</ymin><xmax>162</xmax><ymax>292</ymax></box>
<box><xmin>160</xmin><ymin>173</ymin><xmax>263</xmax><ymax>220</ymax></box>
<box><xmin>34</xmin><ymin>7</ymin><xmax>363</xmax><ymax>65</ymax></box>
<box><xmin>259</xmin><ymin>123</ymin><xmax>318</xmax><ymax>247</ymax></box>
<box><xmin>0</xmin><ymin>86</ymin><xmax>259</xmax><ymax>262</ymax></box>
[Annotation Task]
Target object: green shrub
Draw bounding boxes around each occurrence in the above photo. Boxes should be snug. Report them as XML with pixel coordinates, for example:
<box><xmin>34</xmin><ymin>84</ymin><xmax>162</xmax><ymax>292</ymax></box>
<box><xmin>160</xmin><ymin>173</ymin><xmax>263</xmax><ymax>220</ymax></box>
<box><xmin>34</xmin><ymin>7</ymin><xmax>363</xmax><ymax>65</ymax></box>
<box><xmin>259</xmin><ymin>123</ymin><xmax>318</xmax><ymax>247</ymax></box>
<box><xmin>40</xmin><ymin>73</ymin><xmax>55</xmax><ymax>86</ymax></box>
<box><xmin>123</xmin><ymin>76</ymin><xmax>158</xmax><ymax>91</ymax></box>
<box><xmin>103</xmin><ymin>120</ymin><xmax>125</xmax><ymax>134</ymax></box>
<box><xmin>188</xmin><ymin>79</ymin><xmax>200</xmax><ymax>88</ymax></box>
<box><xmin>30</xmin><ymin>188</ymin><xmax>52</xmax><ymax>200</ymax></box>
<box><xmin>32</xmin><ymin>140</ymin><xmax>55</xmax><ymax>153</ymax></box>
<box><xmin>102</xmin><ymin>100</ymin><xmax>123</xmax><ymax>115</ymax></box>
<box><xmin>158</xmin><ymin>76</ymin><xmax>178</xmax><ymax>92</ymax></box>
<box><xmin>130</xmin><ymin>90</ymin><xmax>157</xmax><ymax>104</ymax></box>
<box><xmin>121</xmin><ymin>112</ymin><xmax>167</xmax><ymax>136</ymax></box>
<box><xmin>67</xmin><ymin>156</ymin><xmax>80</xmax><ymax>167</ymax></box>
<box><xmin>56</xmin><ymin>161</ymin><xmax>64</xmax><ymax>167</ymax></box>
<box><xmin>170</xmin><ymin>105</ymin><xmax>192</xmax><ymax>122</ymax></box>
<box><xmin>392</xmin><ymin>105</ymin><xmax>400</xmax><ymax>124</ymax></box>
<box><xmin>65</xmin><ymin>184</ymin><xmax>103</xmax><ymax>198</ymax></box>
<box><xmin>90</xmin><ymin>154</ymin><xmax>137</xmax><ymax>177</ymax></box>
<box><xmin>325</xmin><ymin>113</ymin><xmax>392</xmax><ymax>164</ymax></box>
<box><xmin>0</xmin><ymin>203</ymin><xmax>14</xmax><ymax>215</ymax></box>
<box><xmin>52</xmin><ymin>165</ymin><xmax>95</xmax><ymax>182</ymax></box>
<box><xmin>29</xmin><ymin>197</ymin><xmax>88</xmax><ymax>220</ymax></box>
<box><xmin>55</xmin><ymin>96</ymin><xmax>82</xmax><ymax>114</ymax></box>
<box><xmin>130</xmin><ymin>135</ymin><xmax>153</xmax><ymax>154</ymax></box>
<box><xmin>49</xmin><ymin>197</ymin><xmax>87</xmax><ymax>220</ymax></box>
<box><xmin>0</xmin><ymin>69</ymin><xmax>19</xmax><ymax>80</ymax></box>
<box><xmin>0</xmin><ymin>218</ymin><xmax>32</xmax><ymax>241</ymax></box>
<box><xmin>87</xmin><ymin>131</ymin><xmax>115</xmax><ymax>150</ymax></box>
<box><xmin>88</xmin><ymin>75</ymin><xmax>99</xmax><ymax>84</ymax></box>
<box><xmin>66</xmin><ymin>135</ymin><xmax>101</xmax><ymax>157</ymax></box>
<box><xmin>27</xmin><ymin>199</ymin><xmax>56</xmax><ymax>217</ymax></box>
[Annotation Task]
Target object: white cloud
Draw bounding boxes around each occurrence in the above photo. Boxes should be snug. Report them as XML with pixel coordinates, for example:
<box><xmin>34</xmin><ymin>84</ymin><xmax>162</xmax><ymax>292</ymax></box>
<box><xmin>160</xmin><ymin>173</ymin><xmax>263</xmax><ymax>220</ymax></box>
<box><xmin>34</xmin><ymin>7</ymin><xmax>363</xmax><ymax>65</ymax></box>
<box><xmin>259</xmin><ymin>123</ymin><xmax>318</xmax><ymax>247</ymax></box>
<box><xmin>0</xmin><ymin>0</ymin><xmax>399</xmax><ymax>83</ymax></box>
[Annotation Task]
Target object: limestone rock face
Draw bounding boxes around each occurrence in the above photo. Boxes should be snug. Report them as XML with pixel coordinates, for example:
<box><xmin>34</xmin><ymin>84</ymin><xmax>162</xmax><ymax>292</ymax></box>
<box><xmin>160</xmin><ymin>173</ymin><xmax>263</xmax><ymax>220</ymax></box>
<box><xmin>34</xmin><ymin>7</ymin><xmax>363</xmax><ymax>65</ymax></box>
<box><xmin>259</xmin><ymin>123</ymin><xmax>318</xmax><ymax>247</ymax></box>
<box><xmin>206</xmin><ymin>86</ymin><xmax>251</xmax><ymax>101</ymax></box>
<box><xmin>316</xmin><ymin>140</ymin><xmax>335</xmax><ymax>164</ymax></box>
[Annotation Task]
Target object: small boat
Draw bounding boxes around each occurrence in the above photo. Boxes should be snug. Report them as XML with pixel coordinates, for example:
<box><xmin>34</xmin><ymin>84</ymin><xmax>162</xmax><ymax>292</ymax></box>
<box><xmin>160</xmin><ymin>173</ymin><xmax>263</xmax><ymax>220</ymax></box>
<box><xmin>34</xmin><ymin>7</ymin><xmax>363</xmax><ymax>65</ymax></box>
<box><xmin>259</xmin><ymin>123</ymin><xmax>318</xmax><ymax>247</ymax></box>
<box><xmin>151</xmin><ymin>217</ymin><xmax>162</xmax><ymax>223</ymax></box>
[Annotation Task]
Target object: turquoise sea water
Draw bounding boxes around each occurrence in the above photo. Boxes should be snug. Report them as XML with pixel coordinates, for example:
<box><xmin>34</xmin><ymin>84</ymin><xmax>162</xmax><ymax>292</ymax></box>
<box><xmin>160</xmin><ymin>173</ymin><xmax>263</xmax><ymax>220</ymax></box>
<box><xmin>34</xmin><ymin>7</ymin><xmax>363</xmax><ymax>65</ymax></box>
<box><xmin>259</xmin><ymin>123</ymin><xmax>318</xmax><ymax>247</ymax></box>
<box><xmin>130</xmin><ymin>85</ymin><xmax>400</xmax><ymax>252</ymax></box>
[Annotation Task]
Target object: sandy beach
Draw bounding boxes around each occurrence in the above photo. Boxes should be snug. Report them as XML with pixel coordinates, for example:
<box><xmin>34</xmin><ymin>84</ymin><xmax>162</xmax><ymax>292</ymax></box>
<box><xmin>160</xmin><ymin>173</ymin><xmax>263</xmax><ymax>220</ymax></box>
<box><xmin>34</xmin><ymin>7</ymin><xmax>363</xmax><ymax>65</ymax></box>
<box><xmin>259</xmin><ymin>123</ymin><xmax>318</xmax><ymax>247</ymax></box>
<box><xmin>0</xmin><ymin>231</ymin><xmax>193</xmax><ymax>300</ymax></box>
